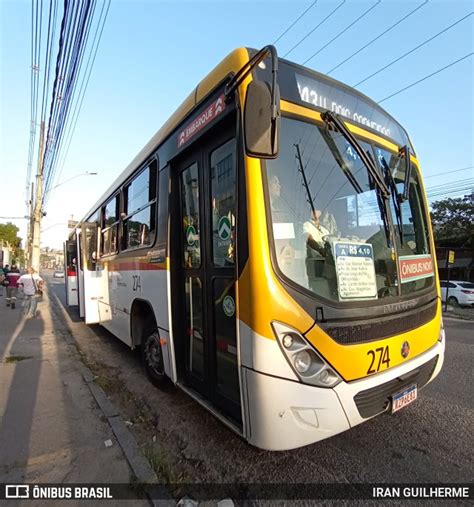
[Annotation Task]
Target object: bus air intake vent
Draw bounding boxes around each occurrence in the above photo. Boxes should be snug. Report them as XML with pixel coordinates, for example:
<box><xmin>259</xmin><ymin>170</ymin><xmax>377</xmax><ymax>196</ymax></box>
<box><xmin>353</xmin><ymin>355</ymin><xmax>438</xmax><ymax>419</ymax></box>
<box><xmin>324</xmin><ymin>300</ymin><xmax>437</xmax><ymax>345</ymax></box>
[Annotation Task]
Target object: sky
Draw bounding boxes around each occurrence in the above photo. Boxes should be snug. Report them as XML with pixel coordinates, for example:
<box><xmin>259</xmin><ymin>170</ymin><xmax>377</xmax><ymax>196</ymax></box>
<box><xmin>0</xmin><ymin>0</ymin><xmax>473</xmax><ymax>250</ymax></box>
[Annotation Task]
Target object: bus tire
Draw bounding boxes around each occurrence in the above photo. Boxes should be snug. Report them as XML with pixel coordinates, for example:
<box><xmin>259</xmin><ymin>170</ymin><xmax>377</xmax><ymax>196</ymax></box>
<box><xmin>141</xmin><ymin>322</ymin><xmax>166</xmax><ymax>387</ymax></box>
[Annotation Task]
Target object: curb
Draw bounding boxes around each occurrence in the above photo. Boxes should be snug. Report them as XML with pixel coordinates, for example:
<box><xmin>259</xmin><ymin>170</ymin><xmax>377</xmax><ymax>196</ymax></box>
<box><xmin>46</xmin><ymin>288</ymin><xmax>168</xmax><ymax>504</ymax></box>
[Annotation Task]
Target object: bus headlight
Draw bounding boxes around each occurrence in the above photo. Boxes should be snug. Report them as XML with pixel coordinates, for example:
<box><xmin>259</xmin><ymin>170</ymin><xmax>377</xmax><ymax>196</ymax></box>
<box><xmin>272</xmin><ymin>321</ymin><xmax>342</xmax><ymax>388</ymax></box>
<box><xmin>294</xmin><ymin>350</ymin><xmax>311</xmax><ymax>373</ymax></box>
<box><xmin>438</xmin><ymin>319</ymin><xmax>445</xmax><ymax>343</ymax></box>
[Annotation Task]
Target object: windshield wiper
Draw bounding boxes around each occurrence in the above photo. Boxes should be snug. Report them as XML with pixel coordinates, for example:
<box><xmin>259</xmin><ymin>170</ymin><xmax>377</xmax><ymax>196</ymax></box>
<box><xmin>321</xmin><ymin>111</ymin><xmax>392</xmax><ymax>246</ymax></box>
<box><xmin>380</xmin><ymin>156</ymin><xmax>404</xmax><ymax>244</ymax></box>
<box><xmin>319</xmin><ymin>128</ymin><xmax>364</xmax><ymax>195</ymax></box>
<box><xmin>321</xmin><ymin>111</ymin><xmax>390</xmax><ymax>199</ymax></box>
<box><xmin>294</xmin><ymin>143</ymin><xmax>317</xmax><ymax>217</ymax></box>
<box><xmin>399</xmin><ymin>145</ymin><xmax>411</xmax><ymax>202</ymax></box>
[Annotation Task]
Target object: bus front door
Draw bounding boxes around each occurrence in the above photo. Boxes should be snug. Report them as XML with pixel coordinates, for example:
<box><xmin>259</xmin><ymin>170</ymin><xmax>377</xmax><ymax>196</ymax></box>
<box><xmin>64</xmin><ymin>240</ymin><xmax>78</xmax><ymax>306</ymax></box>
<box><xmin>76</xmin><ymin>230</ymin><xmax>85</xmax><ymax>318</ymax></box>
<box><xmin>80</xmin><ymin>222</ymin><xmax>101</xmax><ymax>324</ymax></box>
<box><xmin>173</xmin><ymin>127</ymin><xmax>241</xmax><ymax>426</ymax></box>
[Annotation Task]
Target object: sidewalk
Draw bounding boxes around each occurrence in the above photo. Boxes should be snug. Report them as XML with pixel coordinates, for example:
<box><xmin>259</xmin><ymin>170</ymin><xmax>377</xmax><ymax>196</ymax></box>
<box><xmin>442</xmin><ymin>304</ymin><xmax>474</xmax><ymax>321</ymax></box>
<box><xmin>0</xmin><ymin>285</ymin><xmax>137</xmax><ymax>491</ymax></box>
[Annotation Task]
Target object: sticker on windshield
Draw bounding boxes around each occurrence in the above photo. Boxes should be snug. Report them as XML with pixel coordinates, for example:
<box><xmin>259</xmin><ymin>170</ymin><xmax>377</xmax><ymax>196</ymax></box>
<box><xmin>399</xmin><ymin>254</ymin><xmax>434</xmax><ymax>283</ymax></box>
<box><xmin>334</xmin><ymin>241</ymin><xmax>377</xmax><ymax>300</ymax></box>
<box><xmin>186</xmin><ymin>225</ymin><xmax>197</xmax><ymax>246</ymax></box>
<box><xmin>223</xmin><ymin>295</ymin><xmax>235</xmax><ymax>317</ymax></box>
<box><xmin>218</xmin><ymin>216</ymin><xmax>231</xmax><ymax>241</ymax></box>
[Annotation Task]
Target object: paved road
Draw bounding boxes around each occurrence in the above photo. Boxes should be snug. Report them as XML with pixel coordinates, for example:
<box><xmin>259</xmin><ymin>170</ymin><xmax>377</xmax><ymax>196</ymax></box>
<box><xmin>48</xmin><ymin>275</ymin><xmax>473</xmax><ymax>488</ymax></box>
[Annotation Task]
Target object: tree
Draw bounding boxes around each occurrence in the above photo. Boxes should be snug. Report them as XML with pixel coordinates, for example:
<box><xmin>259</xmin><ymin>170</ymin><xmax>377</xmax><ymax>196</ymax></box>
<box><xmin>0</xmin><ymin>222</ymin><xmax>24</xmax><ymax>265</ymax></box>
<box><xmin>431</xmin><ymin>194</ymin><xmax>474</xmax><ymax>247</ymax></box>
<box><xmin>0</xmin><ymin>222</ymin><xmax>22</xmax><ymax>248</ymax></box>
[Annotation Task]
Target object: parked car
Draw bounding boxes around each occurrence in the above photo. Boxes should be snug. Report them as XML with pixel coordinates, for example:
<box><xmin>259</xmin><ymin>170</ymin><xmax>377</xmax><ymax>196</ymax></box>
<box><xmin>53</xmin><ymin>269</ymin><xmax>65</xmax><ymax>278</ymax></box>
<box><xmin>440</xmin><ymin>280</ymin><xmax>474</xmax><ymax>306</ymax></box>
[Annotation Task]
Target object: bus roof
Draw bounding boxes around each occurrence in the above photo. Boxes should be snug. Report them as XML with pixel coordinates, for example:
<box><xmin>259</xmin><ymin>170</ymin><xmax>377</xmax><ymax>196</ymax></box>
<box><xmin>79</xmin><ymin>46</ymin><xmax>412</xmax><ymax>223</ymax></box>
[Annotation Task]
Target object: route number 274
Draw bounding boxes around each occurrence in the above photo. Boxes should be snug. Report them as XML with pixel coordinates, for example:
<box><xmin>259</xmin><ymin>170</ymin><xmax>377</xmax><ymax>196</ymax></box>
<box><xmin>367</xmin><ymin>346</ymin><xmax>390</xmax><ymax>374</ymax></box>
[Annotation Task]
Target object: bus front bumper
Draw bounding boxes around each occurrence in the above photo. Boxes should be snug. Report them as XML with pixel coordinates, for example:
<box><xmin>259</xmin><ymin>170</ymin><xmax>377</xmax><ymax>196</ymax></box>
<box><xmin>243</xmin><ymin>340</ymin><xmax>444</xmax><ymax>451</ymax></box>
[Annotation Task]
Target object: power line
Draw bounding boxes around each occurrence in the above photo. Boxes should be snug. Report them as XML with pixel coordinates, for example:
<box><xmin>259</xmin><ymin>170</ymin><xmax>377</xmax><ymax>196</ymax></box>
<box><xmin>354</xmin><ymin>12</ymin><xmax>473</xmax><ymax>87</ymax></box>
<box><xmin>426</xmin><ymin>178</ymin><xmax>474</xmax><ymax>193</ymax></box>
<box><xmin>283</xmin><ymin>0</ymin><xmax>346</xmax><ymax>58</ymax></box>
<box><xmin>302</xmin><ymin>0</ymin><xmax>381</xmax><ymax>65</ymax></box>
<box><xmin>425</xmin><ymin>166</ymin><xmax>474</xmax><ymax>179</ymax></box>
<box><xmin>378</xmin><ymin>52</ymin><xmax>474</xmax><ymax>103</ymax></box>
<box><xmin>49</xmin><ymin>0</ymin><xmax>111</xmax><ymax>206</ymax></box>
<box><xmin>327</xmin><ymin>0</ymin><xmax>428</xmax><ymax>75</ymax></box>
<box><xmin>273</xmin><ymin>0</ymin><xmax>318</xmax><ymax>45</ymax></box>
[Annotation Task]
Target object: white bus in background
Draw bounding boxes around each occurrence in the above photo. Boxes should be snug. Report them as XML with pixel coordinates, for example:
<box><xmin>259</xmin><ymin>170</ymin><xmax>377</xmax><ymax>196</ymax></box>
<box><xmin>63</xmin><ymin>236</ymin><xmax>78</xmax><ymax>307</ymax></box>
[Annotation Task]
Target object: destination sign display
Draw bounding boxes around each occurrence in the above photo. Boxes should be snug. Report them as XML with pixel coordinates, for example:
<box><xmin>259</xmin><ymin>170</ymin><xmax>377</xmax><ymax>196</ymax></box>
<box><xmin>254</xmin><ymin>58</ymin><xmax>413</xmax><ymax>151</ymax></box>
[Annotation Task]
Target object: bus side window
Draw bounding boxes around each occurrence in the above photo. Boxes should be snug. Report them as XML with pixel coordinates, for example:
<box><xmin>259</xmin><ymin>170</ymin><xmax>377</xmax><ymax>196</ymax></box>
<box><xmin>123</xmin><ymin>160</ymin><xmax>158</xmax><ymax>249</ymax></box>
<box><xmin>101</xmin><ymin>194</ymin><xmax>120</xmax><ymax>256</ymax></box>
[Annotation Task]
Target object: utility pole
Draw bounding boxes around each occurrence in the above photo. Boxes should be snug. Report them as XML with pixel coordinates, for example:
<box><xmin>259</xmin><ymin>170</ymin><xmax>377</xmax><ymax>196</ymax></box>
<box><xmin>26</xmin><ymin>182</ymin><xmax>34</xmax><ymax>265</ymax></box>
<box><xmin>31</xmin><ymin>121</ymin><xmax>45</xmax><ymax>272</ymax></box>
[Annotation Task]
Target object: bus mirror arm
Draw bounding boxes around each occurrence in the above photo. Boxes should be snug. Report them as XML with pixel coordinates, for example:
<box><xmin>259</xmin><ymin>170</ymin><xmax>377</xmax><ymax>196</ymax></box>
<box><xmin>225</xmin><ymin>45</ymin><xmax>280</xmax><ymax>159</ymax></box>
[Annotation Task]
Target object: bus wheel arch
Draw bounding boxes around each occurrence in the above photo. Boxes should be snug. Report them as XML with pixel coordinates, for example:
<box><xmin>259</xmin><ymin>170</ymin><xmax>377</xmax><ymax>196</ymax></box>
<box><xmin>130</xmin><ymin>299</ymin><xmax>167</xmax><ymax>386</ymax></box>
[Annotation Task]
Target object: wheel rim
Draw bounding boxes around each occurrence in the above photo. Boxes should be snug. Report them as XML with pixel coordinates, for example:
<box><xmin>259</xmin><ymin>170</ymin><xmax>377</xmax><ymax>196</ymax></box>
<box><xmin>145</xmin><ymin>331</ymin><xmax>164</xmax><ymax>376</ymax></box>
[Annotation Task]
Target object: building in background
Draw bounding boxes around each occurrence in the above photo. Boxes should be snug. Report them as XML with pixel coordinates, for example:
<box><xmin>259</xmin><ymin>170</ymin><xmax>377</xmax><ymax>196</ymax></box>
<box><xmin>40</xmin><ymin>247</ymin><xmax>64</xmax><ymax>270</ymax></box>
<box><xmin>436</xmin><ymin>247</ymin><xmax>474</xmax><ymax>282</ymax></box>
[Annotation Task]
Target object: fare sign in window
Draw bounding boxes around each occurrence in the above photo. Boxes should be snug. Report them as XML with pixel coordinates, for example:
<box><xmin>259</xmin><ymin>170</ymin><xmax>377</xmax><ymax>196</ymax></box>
<box><xmin>333</xmin><ymin>241</ymin><xmax>378</xmax><ymax>301</ymax></box>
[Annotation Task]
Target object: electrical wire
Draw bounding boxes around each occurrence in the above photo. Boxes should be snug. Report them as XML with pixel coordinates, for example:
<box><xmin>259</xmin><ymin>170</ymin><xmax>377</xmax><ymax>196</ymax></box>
<box><xmin>273</xmin><ymin>0</ymin><xmax>318</xmax><ymax>45</ymax></box>
<box><xmin>354</xmin><ymin>12</ymin><xmax>473</xmax><ymax>87</ymax></box>
<box><xmin>40</xmin><ymin>0</ymin><xmax>110</xmax><ymax>206</ymax></box>
<box><xmin>49</xmin><ymin>0</ymin><xmax>111</xmax><ymax>205</ymax></box>
<box><xmin>425</xmin><ymin>166</ymin><xmax>474</xmax><ymax>179</ymax></box>
<box><xmin>327</xmin><ymin>0</ymin><xmax>428</xmax><ymax>75</ymax></box>
<box><xmin>378</xmin><ymin>52</ymin><xmax>473</xmax><ymax>103</ymax></box>
<box><xmin>302</xmin><ymin>0</ymin><xmax>381</xmax><ymax>65</ymax></box>
<box><xmin>283</xmin><ymin>0</ymin><xmax>346</xmax><ymax>58</ymax></box>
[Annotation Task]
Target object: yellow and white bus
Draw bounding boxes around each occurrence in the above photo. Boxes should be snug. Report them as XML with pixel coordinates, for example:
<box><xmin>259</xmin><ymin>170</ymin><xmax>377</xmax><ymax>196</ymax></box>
<box><xmin>66</xmin><ymin>46</ymin><xmax>444</xmax><ymax>450</ymax></box>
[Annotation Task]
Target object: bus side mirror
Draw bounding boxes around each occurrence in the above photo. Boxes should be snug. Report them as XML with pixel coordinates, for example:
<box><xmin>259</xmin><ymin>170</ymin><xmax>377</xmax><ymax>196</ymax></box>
<box><xmin>244</xmin><ymin>80</ymin><xmax>280</xmax><ymax>159</ymax></box>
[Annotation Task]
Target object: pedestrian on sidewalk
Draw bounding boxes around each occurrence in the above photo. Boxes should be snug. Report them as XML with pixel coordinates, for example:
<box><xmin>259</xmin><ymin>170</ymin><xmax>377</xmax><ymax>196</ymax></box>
<box><xmin>5</xmin><ymin>265</ymin><xmax>21</xmax><ymax>309</ymax></box>
<box><xmin>18</xmin><ymin>267</ymin><xmax>44</xmax><ymax>318</ymax></box>
<box><xmin>0</xmin><ymin>264</ymin><xmax>4</xmax><ymax>297</ymax></box>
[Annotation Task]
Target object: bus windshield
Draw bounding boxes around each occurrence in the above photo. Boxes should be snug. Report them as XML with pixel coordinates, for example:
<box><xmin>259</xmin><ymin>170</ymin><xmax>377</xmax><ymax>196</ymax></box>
<box><xmin>265</xmin><ymin>116</ymin><xmax>433</xmax><ymax>304</ymax></box>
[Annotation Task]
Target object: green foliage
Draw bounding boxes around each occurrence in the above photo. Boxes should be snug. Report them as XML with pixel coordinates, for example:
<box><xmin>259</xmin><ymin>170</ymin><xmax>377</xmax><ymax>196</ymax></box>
<box><xmin>12</xmin><ymin>248</ymin><xmax>25</xmax><ymax>267</ymax></box>
<box><xmin>0</xmin><ymin>222</ymin><xmax>22</xmax><ymax>248</ymax></box>
<box><xmin>431</xmin><ymin>194</ymin><xmax>473</xmax><ymax>247</ymax></box>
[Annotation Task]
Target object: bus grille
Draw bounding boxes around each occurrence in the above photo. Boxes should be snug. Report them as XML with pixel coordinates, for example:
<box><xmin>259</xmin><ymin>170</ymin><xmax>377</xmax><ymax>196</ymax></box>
<box><xmin>353</xmin><ymin>355</ymin><xmax>438</xmax><ymax>419</ymax></box>
<box><xmin>324</xmin><ymin>300</ymin><xmax>437</xmax><ymax>345</ymax></box>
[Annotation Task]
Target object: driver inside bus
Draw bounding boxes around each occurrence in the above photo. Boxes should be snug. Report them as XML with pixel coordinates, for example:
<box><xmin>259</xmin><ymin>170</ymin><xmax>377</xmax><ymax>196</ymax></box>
<box><xmin>304</xmin><ymin>208</ymin><xmax>339</xmax><ymax>297</ymax></box>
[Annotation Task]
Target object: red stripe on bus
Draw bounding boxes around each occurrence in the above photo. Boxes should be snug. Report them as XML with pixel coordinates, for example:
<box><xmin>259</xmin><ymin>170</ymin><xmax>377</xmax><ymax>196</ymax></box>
<box><xmin>108</xmin><ymin>262</ymin><xmax>166</xmax><ymax>272</ymax></box>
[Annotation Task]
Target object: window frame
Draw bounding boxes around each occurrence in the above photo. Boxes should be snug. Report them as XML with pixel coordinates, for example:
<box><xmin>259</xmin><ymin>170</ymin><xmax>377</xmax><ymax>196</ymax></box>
<box><xmin>100</xmin><ymin>193</ymin><xmax>120</xmax><ymax>257</ymax></box>
<box><xmin>121</xmin><ymin>159</ymin><xmax>158</xmax><ymax>252</ymax></box>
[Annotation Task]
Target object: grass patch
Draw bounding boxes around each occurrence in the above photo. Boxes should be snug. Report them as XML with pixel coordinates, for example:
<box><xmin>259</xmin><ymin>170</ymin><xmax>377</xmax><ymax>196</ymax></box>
<box><xmin>144</xmin><ymin>445</ymin><xmax>187</xmax><ymax>484</ymax></box>
<box><xmin>3</xmin><ymin>355</ymin><xmax>32</xmax><ymax>363</ymax></box>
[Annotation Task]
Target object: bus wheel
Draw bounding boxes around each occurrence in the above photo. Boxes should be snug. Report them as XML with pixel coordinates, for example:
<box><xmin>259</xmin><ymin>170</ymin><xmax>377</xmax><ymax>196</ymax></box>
<box><xmin>142</xmin><ymin>325</ymin><xmax>165</xmax><ymax>387</ymax></box>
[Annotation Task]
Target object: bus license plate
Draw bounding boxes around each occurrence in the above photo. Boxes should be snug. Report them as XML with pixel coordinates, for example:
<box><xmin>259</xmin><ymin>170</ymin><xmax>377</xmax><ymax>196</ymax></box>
<box><xmin>392</xmin><ymin>385</ymin><xmax>417</xmax><ymax>413</ymax></box>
